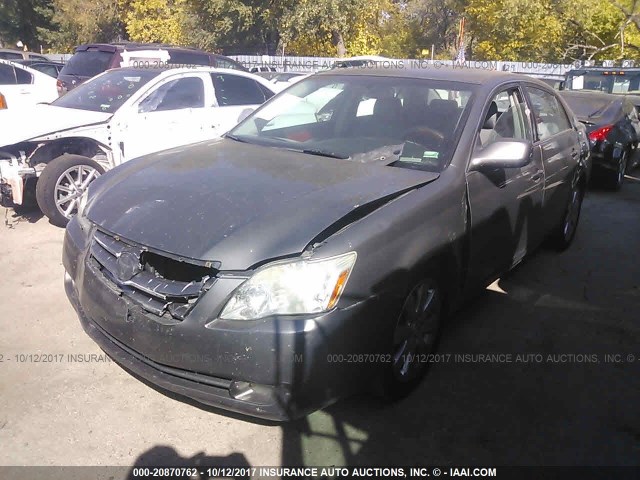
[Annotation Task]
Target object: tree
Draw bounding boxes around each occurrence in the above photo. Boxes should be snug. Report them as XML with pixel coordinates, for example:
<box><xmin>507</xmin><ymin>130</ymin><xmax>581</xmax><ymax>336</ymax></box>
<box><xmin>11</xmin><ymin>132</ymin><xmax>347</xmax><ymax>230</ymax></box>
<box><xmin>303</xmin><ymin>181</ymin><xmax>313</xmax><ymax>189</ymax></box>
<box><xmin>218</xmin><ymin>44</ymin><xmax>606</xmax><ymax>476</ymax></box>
<box><xmin>278</xmin><ymin>0</ymin><xmax>393</xmax><ymax>56</ymax></box>
<box><xmin>561</xmin><ymin>0</ymin><xmax>633</xmax><ymax>60</ymax></box>
<box><xmin>465</xmin><ymin>0</ymin><xmax>564</xmax><ymax>61</ymax></box>
<box><xmin>399</xmin><ymin>0</ymin><xmax>466</xmax><ymax>59</ymax></box>
<box><xmin>38</xmin><ymin>0</ymin><xmax>125</xmax><ymax>51</ymax></box>
<box><xmin>0</xmin><ymin>0</ymin><xmax>53</xmax><ymax>51</ymax></box>
<box><xmin>124</xmin><ymin>0</ymin><xmax>187</xmax><ymax>44</ymax></box>
<box><xmin>177</xmin><ymin>0</ymin><xmax>282</xmax><ymax>54</ymax></box>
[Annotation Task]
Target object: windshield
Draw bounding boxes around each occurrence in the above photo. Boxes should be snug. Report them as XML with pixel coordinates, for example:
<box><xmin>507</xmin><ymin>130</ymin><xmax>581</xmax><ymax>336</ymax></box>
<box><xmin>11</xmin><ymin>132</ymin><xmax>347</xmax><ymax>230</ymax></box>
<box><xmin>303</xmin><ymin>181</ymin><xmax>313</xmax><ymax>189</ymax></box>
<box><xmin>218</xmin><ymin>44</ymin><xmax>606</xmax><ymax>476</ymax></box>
<box><xmin>52</xmin><ymin>69</ymin><xmax>160</xmax><ymax>113</ymax></box>
<box><xmin>566</xmin><ymin>71</ymin><xmax>640</xmax><ymax>94</ymax></box>
<box><xmin>229</xmin><ymin>74</ymin><xmax>475</xmax><ymax>172</ymax></box>
<box><xmin>60</xmin><ymin>50</ymin><xmax>113</xmax><ymax>77</ymax></box>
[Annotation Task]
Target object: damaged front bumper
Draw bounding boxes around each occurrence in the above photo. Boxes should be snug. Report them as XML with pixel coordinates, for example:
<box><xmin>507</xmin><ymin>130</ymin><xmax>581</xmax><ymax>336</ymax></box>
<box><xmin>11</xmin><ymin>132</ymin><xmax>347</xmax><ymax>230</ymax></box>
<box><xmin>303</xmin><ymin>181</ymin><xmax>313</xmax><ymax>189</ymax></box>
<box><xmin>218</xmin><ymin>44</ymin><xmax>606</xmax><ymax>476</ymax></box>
<box><xmin>0</xmin><ymin>152</ymin><xmax>39</xmax><ymax>207</ymax></box>
<box><xmin>62</xmin><ymin>217</ymin><xmax>384</xmax><ymax>420</ymax></box>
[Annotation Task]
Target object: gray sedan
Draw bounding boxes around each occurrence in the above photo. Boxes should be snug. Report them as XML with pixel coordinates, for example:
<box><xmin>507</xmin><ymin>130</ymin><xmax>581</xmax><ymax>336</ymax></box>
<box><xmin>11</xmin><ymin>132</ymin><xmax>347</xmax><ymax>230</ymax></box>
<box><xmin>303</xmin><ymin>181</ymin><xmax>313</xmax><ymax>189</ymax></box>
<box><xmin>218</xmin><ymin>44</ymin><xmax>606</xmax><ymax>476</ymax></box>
<box><xmin>63</xmin><ymin>67</ymin><xmax>589</xmax><ymax>420</ymax></box>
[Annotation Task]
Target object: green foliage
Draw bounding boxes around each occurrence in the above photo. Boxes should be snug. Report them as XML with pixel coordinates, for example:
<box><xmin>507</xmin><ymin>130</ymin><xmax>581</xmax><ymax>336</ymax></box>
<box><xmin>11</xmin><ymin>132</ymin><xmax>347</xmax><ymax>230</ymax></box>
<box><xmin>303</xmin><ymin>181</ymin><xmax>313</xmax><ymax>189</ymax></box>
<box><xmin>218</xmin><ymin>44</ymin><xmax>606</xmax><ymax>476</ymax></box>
<box><xmin>0</xmin><ymin>0</ymin><xmax>53</xmax><ymax>51</ymax></box>
<box><xmin>124</xmin><ymin>0</ymin><xmax>187</xmax><ymax>44</ymax></box>
<box><xmin>38</xmin><ymin>0</ymin><xmax>124</xmax><ymax>51</ymax></box>
<box><xmin>466</xmin><ymin>0</ymin><xmax>565</xmax><ymax>61</ymax></box>
<box><xmin>7</xmin><ymin>0</ymin><xmax>640</xmax><ymax>61</ymax></box>
<box><xmin>183</xmin><ymin>0</ymin><xmax>280</xmax><ymax>53</ymax></box>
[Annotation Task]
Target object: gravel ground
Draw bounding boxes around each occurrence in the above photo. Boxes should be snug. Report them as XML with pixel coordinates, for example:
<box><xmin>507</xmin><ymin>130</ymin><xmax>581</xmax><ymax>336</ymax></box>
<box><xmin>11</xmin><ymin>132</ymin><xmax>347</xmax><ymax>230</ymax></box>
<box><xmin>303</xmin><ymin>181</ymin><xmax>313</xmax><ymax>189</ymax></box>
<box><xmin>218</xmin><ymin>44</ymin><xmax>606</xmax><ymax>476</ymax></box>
<box><xmin>0</xmin><ymin>172</ymin><xmax>638</xmax><ymax>472</ymax></box>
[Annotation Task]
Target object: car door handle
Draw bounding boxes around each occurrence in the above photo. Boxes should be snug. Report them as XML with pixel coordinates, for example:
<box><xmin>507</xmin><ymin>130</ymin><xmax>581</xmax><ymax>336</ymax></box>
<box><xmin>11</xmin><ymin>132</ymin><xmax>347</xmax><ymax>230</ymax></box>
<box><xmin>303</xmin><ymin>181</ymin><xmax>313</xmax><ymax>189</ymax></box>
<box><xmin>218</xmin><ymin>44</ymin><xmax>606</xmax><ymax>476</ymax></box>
<box><xmin>571</xmin><ymin>149</ymin><xmax>579</xmax><ymax>159</ymax></box>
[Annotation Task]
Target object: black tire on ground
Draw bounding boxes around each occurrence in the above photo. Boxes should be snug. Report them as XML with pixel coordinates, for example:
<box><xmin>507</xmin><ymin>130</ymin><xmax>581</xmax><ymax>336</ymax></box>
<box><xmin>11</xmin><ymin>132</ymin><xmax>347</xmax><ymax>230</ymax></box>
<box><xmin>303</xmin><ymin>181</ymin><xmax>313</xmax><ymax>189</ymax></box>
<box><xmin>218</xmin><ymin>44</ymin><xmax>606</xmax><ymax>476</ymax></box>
<box><xmin>378</xmin><ymin>278</ymin><xmax>444</xmax><ymax>401</ymax></box>
<box><xmin>35</xmin><ymin>154</ymin><xmax>104</xmax><ymax>228</ymax></box>
<box><xmin>550</xmin><ymin>172</ymin><xmax>585</xmax><ymax>251</ymax></box>
<box><xmin>607</xmin><ymin>149</ymin><xmax>628</xmax><ymax>191</ymax></box>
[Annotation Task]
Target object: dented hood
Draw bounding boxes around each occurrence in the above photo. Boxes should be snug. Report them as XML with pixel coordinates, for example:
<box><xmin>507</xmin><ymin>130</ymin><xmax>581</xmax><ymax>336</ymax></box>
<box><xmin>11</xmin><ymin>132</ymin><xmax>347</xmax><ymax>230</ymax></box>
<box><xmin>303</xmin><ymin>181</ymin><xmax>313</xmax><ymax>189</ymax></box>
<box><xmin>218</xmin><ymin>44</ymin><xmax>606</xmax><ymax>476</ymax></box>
<box><xmin>87</xmin><ymin>139</ymin><xmax>439</xmax><ymax>270</ymax></box>
<box><xmin>0</xmin><ymin>104</ymin><xmax>112</xmax><ymax>147</ymax></box>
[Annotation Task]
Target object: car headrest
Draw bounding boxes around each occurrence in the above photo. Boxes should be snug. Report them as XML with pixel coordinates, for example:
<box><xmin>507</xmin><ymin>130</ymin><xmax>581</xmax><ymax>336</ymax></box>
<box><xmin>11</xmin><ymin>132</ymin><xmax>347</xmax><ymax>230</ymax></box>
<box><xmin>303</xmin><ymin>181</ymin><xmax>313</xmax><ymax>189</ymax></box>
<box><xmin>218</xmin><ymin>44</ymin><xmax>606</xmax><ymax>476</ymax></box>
<box><xmin>483</xmin><ymin>101</ymin><xmax>499</xmax><ymax>129</ymax></box>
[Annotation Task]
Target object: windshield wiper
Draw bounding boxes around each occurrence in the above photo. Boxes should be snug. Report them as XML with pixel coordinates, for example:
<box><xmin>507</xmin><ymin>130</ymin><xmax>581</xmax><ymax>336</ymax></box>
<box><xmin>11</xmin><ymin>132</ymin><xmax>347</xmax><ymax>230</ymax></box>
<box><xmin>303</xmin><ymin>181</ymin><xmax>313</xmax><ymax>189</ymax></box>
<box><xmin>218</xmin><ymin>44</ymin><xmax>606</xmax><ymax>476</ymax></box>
<box><xmin>298</xmin><ymin>148</ymin><xmax>350</xmax><ymax>159</ymax></box>
<box><xmin>64</xmin><ymin>72</ymin><xmax>84</xmax><ymax>81</ymax></box>
<box><xmin>225</xmin><ymin>133</ymin><xmax>250</xmax><ymax>144</ymax></box>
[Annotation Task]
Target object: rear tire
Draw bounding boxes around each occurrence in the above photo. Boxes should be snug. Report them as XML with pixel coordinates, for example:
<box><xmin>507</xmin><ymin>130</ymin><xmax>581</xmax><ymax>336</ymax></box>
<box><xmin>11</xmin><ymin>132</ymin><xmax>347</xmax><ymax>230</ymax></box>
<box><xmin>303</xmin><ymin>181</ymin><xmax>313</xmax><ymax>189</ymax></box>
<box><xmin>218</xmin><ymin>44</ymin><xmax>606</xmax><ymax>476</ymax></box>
<box><xmin>379</xmin><ymin>278</ymin><xmax>444</xmax><ymax>401</ymax></box>
<box><xmin>36</xmin><ymin>154</ymin><xmax>104</xmax><ymax>228</ymax></box>
<box><xmin>607</xmin><ymin>150</ymin><xmax>628</xmax><ymax>191</ymax></box>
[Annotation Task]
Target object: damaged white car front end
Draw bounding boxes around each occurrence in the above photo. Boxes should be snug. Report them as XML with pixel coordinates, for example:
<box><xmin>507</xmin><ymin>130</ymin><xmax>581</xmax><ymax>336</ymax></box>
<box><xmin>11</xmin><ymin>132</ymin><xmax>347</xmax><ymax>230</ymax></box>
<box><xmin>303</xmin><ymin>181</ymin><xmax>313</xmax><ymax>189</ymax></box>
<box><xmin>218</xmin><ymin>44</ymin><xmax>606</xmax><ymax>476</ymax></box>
<box><xmin>0</xmin><ymin>106</ymin><xmax>114</xmax><ymax>208</ymax></box>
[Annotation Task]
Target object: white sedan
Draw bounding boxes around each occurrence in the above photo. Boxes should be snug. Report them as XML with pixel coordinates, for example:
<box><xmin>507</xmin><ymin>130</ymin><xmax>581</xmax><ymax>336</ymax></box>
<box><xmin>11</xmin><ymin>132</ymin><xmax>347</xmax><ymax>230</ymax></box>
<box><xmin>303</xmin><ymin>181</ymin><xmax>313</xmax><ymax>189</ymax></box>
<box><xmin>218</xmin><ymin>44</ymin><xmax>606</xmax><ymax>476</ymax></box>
<box><xmin>0</xmin><ymin>67</ymin><xmax>276</xmax><ymax>226</ymax></box>
<box><xmin>0</xmin><ymin>59</ymin><xmax>58</xmax><ymax>110</ymax></box>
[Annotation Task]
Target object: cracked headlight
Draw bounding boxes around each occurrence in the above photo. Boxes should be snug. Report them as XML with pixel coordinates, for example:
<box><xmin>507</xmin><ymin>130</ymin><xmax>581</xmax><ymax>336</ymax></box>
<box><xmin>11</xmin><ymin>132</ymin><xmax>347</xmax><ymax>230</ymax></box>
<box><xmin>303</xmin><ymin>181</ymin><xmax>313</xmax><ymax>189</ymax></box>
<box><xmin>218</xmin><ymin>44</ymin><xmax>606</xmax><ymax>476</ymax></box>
<box><xmin>220</xmin><ymin>252</ymin><xmax>357</xmax><ymax>320</ymax></box>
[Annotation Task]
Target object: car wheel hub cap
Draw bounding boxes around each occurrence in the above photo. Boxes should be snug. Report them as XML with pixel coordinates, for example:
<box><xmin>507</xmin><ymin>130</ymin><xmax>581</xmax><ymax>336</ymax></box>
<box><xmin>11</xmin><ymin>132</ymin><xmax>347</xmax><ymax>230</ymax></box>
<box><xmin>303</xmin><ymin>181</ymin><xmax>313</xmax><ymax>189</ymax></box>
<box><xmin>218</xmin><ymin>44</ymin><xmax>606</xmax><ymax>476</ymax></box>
<box><xmin>563</xmin><ymin>183</ymin><xmax>581</xmax><ymax>239</ymax></box>
<box><xmin>54</xmin><ymin>165</ymin><xmax>100</xmax><ymax>219</ymax></box>
<box><xmin>618</xmin><ymin>154</ymin><xmax>627</xmax><ymax>183</ymax></box>
<box><xmin>393</xmin><ymin>284</ymin><xmax>440</xmax><ymax>382</ymax></box>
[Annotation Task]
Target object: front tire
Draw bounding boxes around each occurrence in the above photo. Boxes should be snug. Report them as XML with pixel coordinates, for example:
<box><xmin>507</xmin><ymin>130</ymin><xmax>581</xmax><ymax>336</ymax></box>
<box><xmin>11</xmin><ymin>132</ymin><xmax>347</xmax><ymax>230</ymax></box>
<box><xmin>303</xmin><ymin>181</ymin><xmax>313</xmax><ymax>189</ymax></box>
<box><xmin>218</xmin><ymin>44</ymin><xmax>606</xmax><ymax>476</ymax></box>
<box><xmin>36</xmin><ymin>154</ymin><xmax>104</xmax><ymax>228</ymax></box>
<box><xmin>379</xmin><ymin>278</ymin><xmax>444</xmax><ymax>400</ymax></box>
<box><xmin>551</xmin><ymin>172</ymin><xmax>585</xmax><ymax>251</ymax></box>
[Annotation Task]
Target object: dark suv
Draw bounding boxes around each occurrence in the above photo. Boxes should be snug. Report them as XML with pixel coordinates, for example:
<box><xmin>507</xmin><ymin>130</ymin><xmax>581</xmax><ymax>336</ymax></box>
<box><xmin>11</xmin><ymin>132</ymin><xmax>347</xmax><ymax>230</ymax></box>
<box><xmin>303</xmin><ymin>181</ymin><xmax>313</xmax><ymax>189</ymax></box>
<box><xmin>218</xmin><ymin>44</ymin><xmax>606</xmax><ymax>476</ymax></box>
<box><xmin>57</xmin><ymin>43</ymin><xmax>247</xmax><ymax>95</ymax></box>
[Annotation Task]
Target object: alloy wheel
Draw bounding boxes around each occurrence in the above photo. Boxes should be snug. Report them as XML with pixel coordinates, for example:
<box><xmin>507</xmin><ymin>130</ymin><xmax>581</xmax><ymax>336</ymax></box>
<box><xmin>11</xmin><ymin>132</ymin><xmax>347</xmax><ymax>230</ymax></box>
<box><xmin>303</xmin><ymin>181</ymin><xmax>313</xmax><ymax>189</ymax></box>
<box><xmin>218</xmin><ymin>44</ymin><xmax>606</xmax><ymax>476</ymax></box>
<box><xmin>54</xmin><ymin>164</ymin><xmax>100</xmax><ymax>219</ymax></box>
<box><xmin>392</xmin><ymin>282</ymin><xmax>441</xmax><ymax>382</ymax></box>
<box><xmin>617</xmin><ymin>152</ymin><xmax>627</xmax><ymax>187</ymax></box>
<box><xmin>563</xmin><ymin>177</ymin><xmax>582</xmax><ymax>241</ymax></box>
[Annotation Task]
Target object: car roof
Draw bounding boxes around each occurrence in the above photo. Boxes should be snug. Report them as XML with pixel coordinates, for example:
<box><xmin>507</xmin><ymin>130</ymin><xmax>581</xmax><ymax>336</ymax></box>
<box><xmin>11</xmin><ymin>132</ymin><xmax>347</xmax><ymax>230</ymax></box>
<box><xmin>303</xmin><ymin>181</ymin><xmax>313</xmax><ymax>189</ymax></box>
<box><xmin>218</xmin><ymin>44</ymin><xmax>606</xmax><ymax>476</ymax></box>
<box><xmin>567</xmin><ymin>67</ymin><xmax>640</xmax><ymax>73</ymax></box>
<box><xmin>101</xmin><ymin>66</ymin><xmax>275</xmax><ymax>88</ymax></box>
<box><xmin>315</xmin><ymin>66</ymin><xmax>548</xmax><ymax>88</ymax></box>
<box><xmin>75</xmin><ymin>42</ymin><xmax>206</xmax><ymax>52</ymax></box>
<box><xmin>0</xmin><ymin>48</ymin><xmax>45</xmax><ymax>59</ymax></box>
<box><xmin>15</xmin><ymin>59</ymin><xmax>64</xmax><ymax>66</ymax></box>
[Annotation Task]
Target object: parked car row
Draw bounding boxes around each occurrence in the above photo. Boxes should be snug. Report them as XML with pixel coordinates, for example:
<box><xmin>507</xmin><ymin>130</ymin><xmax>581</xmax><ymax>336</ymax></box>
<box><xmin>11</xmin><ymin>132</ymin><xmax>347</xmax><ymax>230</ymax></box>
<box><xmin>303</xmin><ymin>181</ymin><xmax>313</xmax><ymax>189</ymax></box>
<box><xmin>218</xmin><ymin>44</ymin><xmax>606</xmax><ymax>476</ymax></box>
<box><xmin>56</xmin><ymin>42</ymin><xmax>247</xmax><ymax>95</ymax></box>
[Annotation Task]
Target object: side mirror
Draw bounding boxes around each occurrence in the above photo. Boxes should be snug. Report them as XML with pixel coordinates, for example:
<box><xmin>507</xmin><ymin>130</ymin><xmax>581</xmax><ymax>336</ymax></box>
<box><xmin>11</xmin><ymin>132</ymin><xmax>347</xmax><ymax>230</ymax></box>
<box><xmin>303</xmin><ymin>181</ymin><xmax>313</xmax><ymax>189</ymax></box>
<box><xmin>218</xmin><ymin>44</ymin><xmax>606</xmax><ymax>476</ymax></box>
<box><xmin>470</xmin><ymin>139</ymin><xmax>532</xmax><ymax>170</ymax></box>
<box><xmin>237</xmin><ymin>107</ymin><xmax>254</xmax><ymax>123</ymax></box>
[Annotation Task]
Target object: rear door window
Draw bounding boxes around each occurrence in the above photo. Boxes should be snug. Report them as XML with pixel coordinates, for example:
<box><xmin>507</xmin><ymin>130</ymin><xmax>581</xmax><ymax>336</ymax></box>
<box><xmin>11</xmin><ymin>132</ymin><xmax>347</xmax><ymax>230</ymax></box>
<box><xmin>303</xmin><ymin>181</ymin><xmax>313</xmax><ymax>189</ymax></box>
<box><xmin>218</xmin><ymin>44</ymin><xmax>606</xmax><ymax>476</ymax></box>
<box><xmin>211</xmin><ymin>73</ymin><xmax>268</xmax><ymax>106</ymax></box>
<box><xmin>60</xmin><ymin>50</ymin><xmax>114</xmax><ymax>77</ymax></box>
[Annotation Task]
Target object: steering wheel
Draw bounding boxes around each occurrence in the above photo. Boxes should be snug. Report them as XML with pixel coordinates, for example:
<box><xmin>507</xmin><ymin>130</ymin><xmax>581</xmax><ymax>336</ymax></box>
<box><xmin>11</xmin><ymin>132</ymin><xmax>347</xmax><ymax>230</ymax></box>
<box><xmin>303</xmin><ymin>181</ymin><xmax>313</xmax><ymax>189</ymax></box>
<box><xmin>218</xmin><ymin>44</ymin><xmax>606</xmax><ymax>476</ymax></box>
<box><xmin>403</xmin><ymin>126</ymin><xmax>445</xmax><ymax>149</ymax></box>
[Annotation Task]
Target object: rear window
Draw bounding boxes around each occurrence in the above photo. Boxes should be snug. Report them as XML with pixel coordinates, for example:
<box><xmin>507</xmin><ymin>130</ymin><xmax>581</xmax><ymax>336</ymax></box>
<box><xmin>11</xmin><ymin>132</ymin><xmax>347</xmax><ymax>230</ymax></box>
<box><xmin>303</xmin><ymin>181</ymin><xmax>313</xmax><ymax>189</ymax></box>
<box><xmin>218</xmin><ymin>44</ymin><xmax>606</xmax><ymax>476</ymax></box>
<box><xmin>52</xmin><ymin>69</ymin><xmax>160</xmax><ymax>113</ymax></box>
<box><xmin>167</xmin><ymin>51</ymin><xmax>210</xmax><ymax>66</ymax></box>
<box><xmin>60</xmin><ymin>50</ymin><xmax>114</xmax><ymax>77</ymax></box>
<box><xmin>0</xmin><ymin>52</ymin><xmax>23</xmax><ymax>60</ymax></box>
<box><xmin>214</xmin><ymin>57</ymin><xmax>246</xmax><ymax>71</ymax></box>
<box><xmin>15</xmin><ymin>66</ymin><xmax>32</xmax><ymax>84</ymax></box>
<box><xmin>562</xmin><ymin>96</ymin><xmax>616</xmax><ymax>119</ymax></box>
